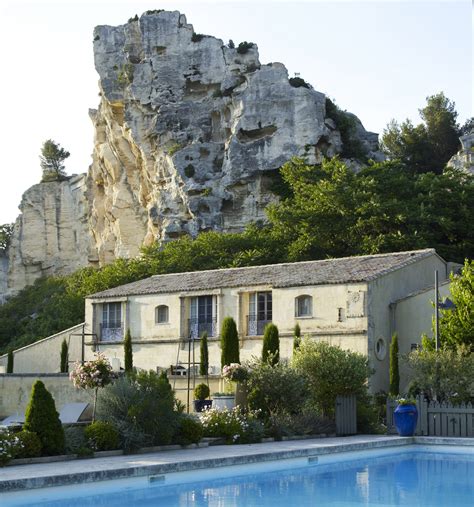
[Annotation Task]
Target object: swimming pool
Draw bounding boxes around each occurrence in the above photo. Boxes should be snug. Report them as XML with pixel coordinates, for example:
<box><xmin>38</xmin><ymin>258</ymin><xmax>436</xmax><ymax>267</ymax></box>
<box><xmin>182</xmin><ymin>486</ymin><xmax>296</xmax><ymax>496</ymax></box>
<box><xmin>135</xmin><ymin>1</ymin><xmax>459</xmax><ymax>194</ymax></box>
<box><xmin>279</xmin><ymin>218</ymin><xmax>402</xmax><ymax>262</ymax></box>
<box><xmin>3</xmin><ymin>445</ymin><xmax>474</xmax><ymax>506</ymax></box>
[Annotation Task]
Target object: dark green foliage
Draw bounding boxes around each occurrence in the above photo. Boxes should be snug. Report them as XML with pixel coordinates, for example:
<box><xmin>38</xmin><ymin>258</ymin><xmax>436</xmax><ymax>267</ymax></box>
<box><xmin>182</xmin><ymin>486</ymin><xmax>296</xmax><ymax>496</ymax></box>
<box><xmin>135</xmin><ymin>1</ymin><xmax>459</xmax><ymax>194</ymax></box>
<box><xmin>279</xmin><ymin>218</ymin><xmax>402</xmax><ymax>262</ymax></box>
<box><xmin>128</xmin><ymin>14</ymin><xmax>138</xmax><ymax>23</ymax></box>
<box><xmin>199</xmin><ymin>332</ymin><xmax>209</xmax><ymax>376</ymax></box>
<box><xmin>14</xmin><ymin>430</ymin><xmax>42</xmax><ymax>458</ymax></box>
<box><xmin>0</xmin><ymin>223</ymin><xmax>13</xmax><ymax>252</ymax></box>
<box><xmin>192</xmin><ymin>33</ymin><xmax>204</xmax><ymax>42</ymax></box>
<box><xmin>293</xmin><ymin>323</ymin><xmax>301</xmax><ymax>351</ymax></box>
<box><xmin>289</xmin><ymin>77</ymin><xmax>310</xmax><ymax>89</ymax></box>
<box><xmin>266</xmin><ymin>411</ymin><xmax>335</xmax><ymax>440</ymax></box>
<box><xmin>460</xmin><ymin>117</ymin><xmax>474</xmax><ymax>136</ymax></box>
<box><xmin>262</xmin><ymin>323</ymin><xmax>279</xmax><ymax>365</ymax></box>
<box><xmin>381</xmin><ymin>92</ymin><xmax>461</xmax><ymax>174</ymax></box>
<box><xmin>175</xmin><ymin>415</ymin><xmax>203</xmax><ymax>445</ymax></box>
<box><xmin>23</xmin><ymin>380</ymin><xmax>65</xmax><ymax>456</ymax></box>
<box><xmin>60</xmin><ymin>339</ymin><xmax>68</xmax><ymax>373</ymax></box>
<box><xmin>184</xmin><ymin>164</ymin><xmax>195</xmax><ymax>178</ymax></box>
<box><xmin>40</xmin><ymin>139</ymin><xmax>70</xmax><ymax>182</ymax></box>
<box><xmin>124</xmin><ymin>328</ymin><xmax>133</xmax><ymax>374</ymax></box>
<box><xmin>389</xmin><ymin>333</ymin><xmax>400</xmax><ymax>396</ymax></box>
<box><xmin>357</xmin><ymin>394</ymin><xmax>385</xmax><ymax>434</ymax></box>
<box><xmin>228</xmin><ymin>39</ymin><xmax>235</xmax><ymax>49</ymax></box>
<box><xmin>194</xmin><ymin>383</ymin><xmax>210</xmax><ymax>401</ymax></box>
<box><xmin>7</xmin><ymin>350</ymin><xmax>13</xmax><ymax>373</ymax></box>
<box><xmin>64</xmin><ymin>426</ymin><xmax>87</xmax><ymax>454</ymax></box>
<box><xmin>237</xmin><ymin>41</ymin><xmax>253</xmax><ymax>54</ymax></box>
<box><xmin>145</xmin><ymin>9</ymin><xmax>164</xmax><ymax>16</ymax></box>
<box><xmin>220</xmin><ymin>317</ymin><xmax>240</xmax><ymax>367</ymax></box>
<box><xmin>97</xmin><ymin>371</ymin><xmax>178</xmax><ymax>451</ymax></box>
<box><xmin>84</xmin><ymin>421</ymin><xmax>120</xmax><ymax>451</ymax></box>
<box><xmin>325</xmin><ymin>98</ymin><xmax>366</xmax><ymax>159</ymax></box>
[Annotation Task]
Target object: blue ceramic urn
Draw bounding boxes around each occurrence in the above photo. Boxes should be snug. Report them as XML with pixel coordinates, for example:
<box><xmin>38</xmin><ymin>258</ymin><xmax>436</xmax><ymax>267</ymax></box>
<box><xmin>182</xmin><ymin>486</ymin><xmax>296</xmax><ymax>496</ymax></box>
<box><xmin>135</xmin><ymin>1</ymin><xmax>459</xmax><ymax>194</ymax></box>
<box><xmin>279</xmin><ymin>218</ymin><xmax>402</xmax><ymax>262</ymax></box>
<box><xmin>394</xmin><ymin>403</ymin><xmax>418</xmax><ymax>436</ymax></box>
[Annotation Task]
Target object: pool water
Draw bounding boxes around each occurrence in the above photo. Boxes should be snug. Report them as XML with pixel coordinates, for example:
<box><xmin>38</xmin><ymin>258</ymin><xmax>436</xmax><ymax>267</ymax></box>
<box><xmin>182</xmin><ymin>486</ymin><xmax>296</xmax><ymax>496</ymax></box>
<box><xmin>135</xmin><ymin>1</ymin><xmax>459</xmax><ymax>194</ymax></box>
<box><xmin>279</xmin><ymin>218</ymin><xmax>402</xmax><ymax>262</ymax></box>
<box><xmin>4</xmin><ymin>447</ymin><xmax>474</xmax><ymax>506</ymax></box>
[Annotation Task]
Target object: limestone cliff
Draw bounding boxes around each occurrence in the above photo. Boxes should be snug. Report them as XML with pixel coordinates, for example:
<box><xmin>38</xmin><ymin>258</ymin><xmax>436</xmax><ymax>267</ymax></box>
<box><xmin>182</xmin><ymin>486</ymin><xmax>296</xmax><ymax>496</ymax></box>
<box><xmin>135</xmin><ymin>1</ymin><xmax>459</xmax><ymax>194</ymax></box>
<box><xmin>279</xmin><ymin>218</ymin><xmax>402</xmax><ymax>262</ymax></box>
<box><xmin>3</xmin><ymin>9</ymin><xmax>382</xmax><ymax>296</ymax></box>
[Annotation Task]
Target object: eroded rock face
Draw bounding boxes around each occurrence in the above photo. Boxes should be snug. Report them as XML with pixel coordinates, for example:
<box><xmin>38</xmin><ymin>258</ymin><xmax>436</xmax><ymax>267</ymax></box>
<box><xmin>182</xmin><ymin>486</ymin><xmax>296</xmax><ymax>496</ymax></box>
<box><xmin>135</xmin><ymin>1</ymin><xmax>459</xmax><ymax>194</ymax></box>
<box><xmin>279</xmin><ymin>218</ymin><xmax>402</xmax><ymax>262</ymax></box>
<box><xmin>4</xmin><ymin>9</ymin><xmax>382</xmax><ymax>296</ymax></box>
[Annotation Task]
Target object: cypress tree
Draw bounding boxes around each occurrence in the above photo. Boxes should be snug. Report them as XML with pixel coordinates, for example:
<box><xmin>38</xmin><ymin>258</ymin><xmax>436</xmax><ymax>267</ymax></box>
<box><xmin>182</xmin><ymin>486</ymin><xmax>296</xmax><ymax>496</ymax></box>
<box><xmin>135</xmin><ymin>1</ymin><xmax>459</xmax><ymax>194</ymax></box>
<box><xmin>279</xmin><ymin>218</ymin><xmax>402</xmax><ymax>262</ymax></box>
<box><xmin>293</xmin><ymin>323</ymin><xmax>301</xmax><ymax>351</ymax></box>
<box><xmin>389</xmin><ymin>333</ymin><xmax>400</xmax><ymax>396</ymax></box>
<box><xmin>24</xmin><ymin>380</ymin><xmax>65</xmax><ymax>456</ymax></box>
<box><xmin>6</xmin><ymin>350</ymin><xmax>14</xmax><ymax>373</ymax></box>
<box><xmin>262</xmin><ymin>323</ymin><xmax>280</xmax><ymax>366</ymax></box>
<box><xmin>60</xmin><ymin>339</ymin><xmax>69</xmax><ymax>373</ymax></box>
<box><xmin>220</xmin><ymin>317</ymin><xmax>240</xmax><ymax>368</ymax></box>
<box><xmin>124</xmin><ymin>328</ymin><xmax>133</xmax><ymax>374</ymax></box>
<box><xmin>199</xmin><ymin>331</ymin><xmax>209</xmax><ymax>377</ymax></box>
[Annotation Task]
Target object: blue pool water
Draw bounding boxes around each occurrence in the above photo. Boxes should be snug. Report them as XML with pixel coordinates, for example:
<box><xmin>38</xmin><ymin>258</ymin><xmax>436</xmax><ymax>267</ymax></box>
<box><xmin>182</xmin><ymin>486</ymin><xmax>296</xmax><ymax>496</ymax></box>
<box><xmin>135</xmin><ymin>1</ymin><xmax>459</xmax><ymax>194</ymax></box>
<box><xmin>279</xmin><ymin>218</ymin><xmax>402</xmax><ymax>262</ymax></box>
<box><xmin>3</xmin><ymin>447</ymin><xmax>474</xmax><ymax>506</ymax></box>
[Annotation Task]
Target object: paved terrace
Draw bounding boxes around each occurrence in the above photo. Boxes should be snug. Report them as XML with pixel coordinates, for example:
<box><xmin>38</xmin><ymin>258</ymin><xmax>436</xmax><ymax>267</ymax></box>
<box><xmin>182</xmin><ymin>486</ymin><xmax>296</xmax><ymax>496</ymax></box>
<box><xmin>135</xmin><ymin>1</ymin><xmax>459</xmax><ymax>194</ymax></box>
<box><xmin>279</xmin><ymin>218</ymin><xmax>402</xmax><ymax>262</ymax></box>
<box><xmin>2</xmin><ymin>434</ymin><xmax>472</xmax><ymax>492</ymax></box>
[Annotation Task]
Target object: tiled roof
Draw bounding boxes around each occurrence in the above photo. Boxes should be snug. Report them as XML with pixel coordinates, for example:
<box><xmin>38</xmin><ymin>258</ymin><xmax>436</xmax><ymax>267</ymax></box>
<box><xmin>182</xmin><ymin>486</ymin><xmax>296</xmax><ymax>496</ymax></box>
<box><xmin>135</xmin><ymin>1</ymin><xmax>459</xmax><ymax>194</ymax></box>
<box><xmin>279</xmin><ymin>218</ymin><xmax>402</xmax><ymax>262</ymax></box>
<box><xmin>87</xmin><ymin>249</ymin><xmax>438</xmax><ymax>299</ymax></box>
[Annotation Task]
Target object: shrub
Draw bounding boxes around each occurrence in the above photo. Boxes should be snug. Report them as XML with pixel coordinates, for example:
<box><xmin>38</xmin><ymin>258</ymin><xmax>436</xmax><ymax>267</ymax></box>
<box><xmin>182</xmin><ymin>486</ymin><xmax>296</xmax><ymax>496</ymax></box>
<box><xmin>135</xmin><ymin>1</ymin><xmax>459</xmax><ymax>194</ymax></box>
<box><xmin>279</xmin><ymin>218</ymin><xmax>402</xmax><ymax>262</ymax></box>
<box><xmin>222</xmin><ymin>363</ymin><xmax>248</xmax><ymax>383</ymax></box>
<box><xmin>194</xmin><ymin>383</ymin><xmax>210</xmax><ymax>401</ymax></box>
<box><xmin>60</xmin><ymin>339</ymin><xmax>68</xmax><ymax>373</ymax></box>
<box><xmin>228</xmin><ymin>39</ymin><xmax>235</xmax><ymax>49</ymax></box>
<box><xmin>199</xmin><ymin>407</ymin><xmax>263</xmax><ymax>444</ymax></box>
<box><xmin>23</xmin><ymin>380</ymin><xmax>65</xmax><ymax>456</ymax></box>
<box><xmin>293</xmin><ymin>340</ymin><xmax>372</xmax><ymax>416</ymax></box>
<box><xmin>357</xmin><ymin>394</ymin><xmax>386</xmax><ymax>434</ymax></box>
<box><xmin>0</xmin><ymin>429</ymin><xmax>22</xmax><ymax>466</ymax></box>
<box><xmin>64</xmin><ymin>426</ymin><xmax>87</xmax><ymax>454</ymax></box>
<box><xmin>199</xmin><ymin>331</ymin><xmax>208</xmax><ymax>376</ymax></box>
<box><xmin>389</xmin><ymin>333</ymin><xmax>400</xmax><ymax>396</ymax></box>
<box><xmin>289</xmin><ymin>77</ymin><xmax>310</xmax><ymax>89</ymax></box>
<box><xmin>293</xmin><ymin>324</ymin><xmax>301</xmax><ymax>351</ymax></box>
<box><xmin>184</xmin><ymin>164</ymin><xmax>195</xmax><ymax>179</ymax></box>
<box><xmin>175</xmin><ymin>415</ymin><xmax>203</xmax><ymax>445</ymax></box>
<box><xmin>192</xmin><ymin>33</ymin><xmax>204</xmax><ymax>43</ymax></box>
<box><xmin>85</xmin><ymin>421</ymin><xmax>120</xmax><ymax>451</ymax></box>
<box><xmin>7</xmin><ymin>350</ymin><xmax>13</xmax><ymax>373</ymax></box>
<box><xmin>97</xmin><ymin>371</ymin><xmax>178</xmax><ymax>451</ymax></box>
<box><xmin>266</xmin><ymin>410</ymin><xmax>335</xmax><ymax>440</ymax></box>
<box><xmin>246</xmin><ymin>359</ymin><xmax>308</xmax><ymax>419</ymax></box>
<box><xmin>221</xmin><ymin>317</ymin><xmax>240</xmax><ymax>368</ymax></box>
<box><xmin>14</xmin><ymin>430</ymin><xmax>42</xmax><ymax>459</ymax></box>
<box><xmin>237</xmin><ymin>41</ymin><xmax>254</xmax><ymax>54</ymax></box>
<box><xmin>124</xmin><ymin>328</ymin><xmax>133</xmax><ymax>374</ymax></box>
<box><xmin>262</xmin><ymin>323</ymin><xmax>279</xmax><ymax>365</ymax></box>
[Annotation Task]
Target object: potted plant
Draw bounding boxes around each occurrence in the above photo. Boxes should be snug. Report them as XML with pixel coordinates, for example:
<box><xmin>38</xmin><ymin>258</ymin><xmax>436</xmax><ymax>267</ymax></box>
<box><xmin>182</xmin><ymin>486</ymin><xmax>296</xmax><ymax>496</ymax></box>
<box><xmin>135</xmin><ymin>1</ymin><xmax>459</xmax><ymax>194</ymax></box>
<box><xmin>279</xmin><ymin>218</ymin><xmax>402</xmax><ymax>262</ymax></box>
<box><xmin>193</xmin><ymin>383</ymin><xmax>212</xmax><ymax>412</ymax></box>
<box><xmin>212</xmin><ymin>392</ymin><xmax>236</xmax><ymax>411</ymax></box>
<box><xmin>394</xmin><ymin>397</ymin><xmax>418</xmax><ymax>436</ymax></box>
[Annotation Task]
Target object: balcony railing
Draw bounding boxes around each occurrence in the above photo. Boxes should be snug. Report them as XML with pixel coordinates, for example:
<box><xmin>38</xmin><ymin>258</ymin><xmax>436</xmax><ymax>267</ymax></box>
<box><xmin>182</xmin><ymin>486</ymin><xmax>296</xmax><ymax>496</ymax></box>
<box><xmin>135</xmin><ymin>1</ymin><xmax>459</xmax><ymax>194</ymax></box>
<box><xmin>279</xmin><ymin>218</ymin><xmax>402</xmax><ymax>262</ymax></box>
<box><xmin>247</xmin><ymin>315</ymin><xmax>271</xmax><ymax>336</ymax></box>
<box><xmin>100</xmin><ymin>322</ymin><xmax>124</xmax><ymax>342</ymax></box>
<box><xmin>188</xmin><ymin>317</ymin><xmax>217</xmax><ymax>339</ymax></box>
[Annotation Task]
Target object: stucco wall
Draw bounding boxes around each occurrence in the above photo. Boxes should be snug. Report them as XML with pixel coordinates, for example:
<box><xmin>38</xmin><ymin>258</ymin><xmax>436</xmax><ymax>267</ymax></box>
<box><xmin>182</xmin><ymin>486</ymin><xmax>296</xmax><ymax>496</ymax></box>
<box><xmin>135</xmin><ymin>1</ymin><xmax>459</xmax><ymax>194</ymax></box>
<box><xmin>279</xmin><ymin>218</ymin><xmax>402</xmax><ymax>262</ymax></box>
<box><xmin>0</xmin><ymin>323</ymin><xmax>85</xmax><ymax>374</ymax></box>
<box><xmin>368</xmin><ymin>254</ymin><xmax>447</xmax><ymax>393</ymax></box>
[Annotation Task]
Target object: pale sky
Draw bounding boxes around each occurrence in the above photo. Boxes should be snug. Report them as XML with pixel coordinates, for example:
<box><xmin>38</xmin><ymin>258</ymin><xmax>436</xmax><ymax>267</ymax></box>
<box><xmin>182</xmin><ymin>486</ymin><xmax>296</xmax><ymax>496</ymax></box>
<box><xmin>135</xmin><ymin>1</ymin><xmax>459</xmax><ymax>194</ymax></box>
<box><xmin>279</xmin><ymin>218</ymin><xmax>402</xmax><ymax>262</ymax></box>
<box><xmin>0</xmin><ymin>0</ymin><xmax>471</xmax><ymax>224</ymax></box>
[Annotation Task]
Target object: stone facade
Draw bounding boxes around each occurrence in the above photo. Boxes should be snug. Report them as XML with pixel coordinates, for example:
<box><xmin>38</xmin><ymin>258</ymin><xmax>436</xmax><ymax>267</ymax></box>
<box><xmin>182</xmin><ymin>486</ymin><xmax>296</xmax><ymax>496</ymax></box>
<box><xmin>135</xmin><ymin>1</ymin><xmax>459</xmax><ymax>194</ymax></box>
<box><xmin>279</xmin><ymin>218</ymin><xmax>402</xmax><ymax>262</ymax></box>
<box><xmin>448</xmin><ymin>132</ymin><xmax>474</xmax><ymax>174</ymax></box>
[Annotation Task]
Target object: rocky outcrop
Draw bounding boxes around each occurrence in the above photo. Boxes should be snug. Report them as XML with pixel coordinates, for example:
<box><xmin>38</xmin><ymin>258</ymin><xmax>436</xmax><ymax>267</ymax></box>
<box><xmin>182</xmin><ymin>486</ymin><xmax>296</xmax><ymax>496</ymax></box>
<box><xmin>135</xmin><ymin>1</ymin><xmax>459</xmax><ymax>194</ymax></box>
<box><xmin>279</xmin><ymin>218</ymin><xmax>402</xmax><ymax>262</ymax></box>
<box><xmin>3</xmin><ymin>9</ymin><xmax>382</xmax><ymax>296</ymax></box>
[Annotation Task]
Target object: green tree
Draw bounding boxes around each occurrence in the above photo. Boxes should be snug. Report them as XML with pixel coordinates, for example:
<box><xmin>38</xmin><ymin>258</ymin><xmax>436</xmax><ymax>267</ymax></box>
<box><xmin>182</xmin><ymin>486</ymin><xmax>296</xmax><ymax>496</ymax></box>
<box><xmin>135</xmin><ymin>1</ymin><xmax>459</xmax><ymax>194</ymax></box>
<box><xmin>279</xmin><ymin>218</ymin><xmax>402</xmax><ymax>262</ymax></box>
<box><xmin>60</xmin><ymin>339</ymin><xmax>68</xmax><ymax>373</ymax></box>
<box><xmin>439</xmin><ymin>260</ymin><xmax>474</xmax><ymax>350</ymax></box>
<box><xmin>23</xmin><ymin>380</ymin><xmax>65</xmax><ymax>455</ymax></box>
<box><xmin>381</xmin><ymin>92</ymin><xmax>460</xmax><ymax>174</ymax></box>
<box><xmin>0</xmin><ymin>223</ymin><xmax>13</xmax><ymax>252</ymax></box>
<box><xmin>7</xmin><ymin>350</ymin><xmax>13</xmax><ymax>373</ymax></box>
<box><xmin>262</xmin><ymin>323</ymin><xmax>279</xmax><ymax>366</ymax></box>
<box><xmin>459</xmin><ymin>117</ymin><xmax>474</xmax><ymax>136</ymax></box>
<box><xmin>293</xmin><ymin>323</ymin><xmax>301</xmax><ymax>351</ymax></box>
<box><xmin>199</xmin><ymin>331</ymin><xmax>209</xmax><ymax>377</ymax></box>
<box><xmin>389</xmin><ymin>333</ymin><xmax>400</xmax><ymax>396</ymax></box>
<box><xmin>220</xmin><ymin>317</ymin><xmax>239</xmax><ymax>368</ymax></box>
<box><xmin>40</xmin><ymin>139</ymin><xmax>70</xmax><ymax>182</ymax></box>
<box><xmin>124</xmin><ymin>328</ymin><xmax>133</xmax><ymax>374</ymax></box>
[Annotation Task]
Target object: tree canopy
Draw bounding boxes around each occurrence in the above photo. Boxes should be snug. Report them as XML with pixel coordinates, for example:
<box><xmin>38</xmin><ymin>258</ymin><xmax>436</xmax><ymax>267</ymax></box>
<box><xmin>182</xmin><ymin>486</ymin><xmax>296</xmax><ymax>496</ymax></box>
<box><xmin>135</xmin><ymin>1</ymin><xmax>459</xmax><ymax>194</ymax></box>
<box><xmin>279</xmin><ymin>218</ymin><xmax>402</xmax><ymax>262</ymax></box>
<box><xmin>40</xmin><ymin>139</ymin><xmax>70</xmax><ymax>181</ymax></box>
<box><xmin>0</xmin><ymin>223</ymin><xmax>13</xmax><ymax>252</ymax></box>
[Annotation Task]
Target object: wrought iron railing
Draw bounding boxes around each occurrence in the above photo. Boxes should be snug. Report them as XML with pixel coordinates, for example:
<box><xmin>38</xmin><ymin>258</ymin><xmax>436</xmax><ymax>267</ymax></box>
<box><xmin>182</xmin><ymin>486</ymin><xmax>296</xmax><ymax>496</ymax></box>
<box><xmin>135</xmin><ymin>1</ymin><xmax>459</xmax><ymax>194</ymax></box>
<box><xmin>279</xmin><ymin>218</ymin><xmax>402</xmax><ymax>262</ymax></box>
<box><xmin>247</xmin><ymin>314</ymin><xmax>271</xmax><ymax>336</ymax></box>
<box><xmin>188</xmin><ymin>317</ymin><xmax>217</xmax><ymax>339</ymax></box>
<box><xmin>100</xmin><ymin>322</ymin><xmax>124</xmax><ymax>342</ymax></box>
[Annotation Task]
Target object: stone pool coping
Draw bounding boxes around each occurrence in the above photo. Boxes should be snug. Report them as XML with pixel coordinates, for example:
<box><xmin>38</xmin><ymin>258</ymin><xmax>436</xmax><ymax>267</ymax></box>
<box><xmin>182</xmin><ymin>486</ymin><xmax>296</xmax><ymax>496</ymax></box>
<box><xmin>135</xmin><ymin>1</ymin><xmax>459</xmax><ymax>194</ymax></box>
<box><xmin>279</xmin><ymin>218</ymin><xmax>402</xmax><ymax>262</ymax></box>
<box><xmin>0</xmin><ymin>434</ymin><xmax>472</xmax><ymax>492</ymax></box>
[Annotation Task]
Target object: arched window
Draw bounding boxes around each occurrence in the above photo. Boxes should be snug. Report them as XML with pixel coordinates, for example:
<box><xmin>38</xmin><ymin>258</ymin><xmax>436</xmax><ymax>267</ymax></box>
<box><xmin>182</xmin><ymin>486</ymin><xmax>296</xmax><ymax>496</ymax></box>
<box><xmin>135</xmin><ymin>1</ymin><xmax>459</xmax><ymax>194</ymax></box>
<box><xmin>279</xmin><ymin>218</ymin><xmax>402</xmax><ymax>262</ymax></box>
<box><xmin>295</xmin><ymin>295</ymin><xmax>312</xmax><ymax>318</ymax></box>
<box><xmin>155</xmin><ymin>305</ymin><xmax>169</xmax><ymax>324</ymax></box>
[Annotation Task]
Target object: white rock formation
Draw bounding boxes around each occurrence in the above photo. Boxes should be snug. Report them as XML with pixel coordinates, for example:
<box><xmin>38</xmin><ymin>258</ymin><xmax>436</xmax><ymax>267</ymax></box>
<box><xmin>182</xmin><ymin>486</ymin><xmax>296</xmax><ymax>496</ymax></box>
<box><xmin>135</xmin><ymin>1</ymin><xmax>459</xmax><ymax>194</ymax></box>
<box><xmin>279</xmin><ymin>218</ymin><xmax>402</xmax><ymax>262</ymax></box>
<box><xmin>448</xmin><ymin>132</ymin><xmax>474</xmax><ymax>174</ymax></box>
<box><xmin>3</xmin><ymin>9</ymin><xmax>383</xmax><ymax>296</ymax></box>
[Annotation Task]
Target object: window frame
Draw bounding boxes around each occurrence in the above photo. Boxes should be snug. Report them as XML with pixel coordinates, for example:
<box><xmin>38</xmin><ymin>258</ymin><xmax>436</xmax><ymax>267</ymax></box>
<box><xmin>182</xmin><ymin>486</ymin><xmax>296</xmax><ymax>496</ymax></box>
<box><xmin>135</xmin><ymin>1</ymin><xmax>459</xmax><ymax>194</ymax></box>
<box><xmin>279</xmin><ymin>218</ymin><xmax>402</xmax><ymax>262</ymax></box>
<box><xmin>295</xmin><ymin>294</ymin><xmax>313</xmax><ymax>318</ymax></box>
<box><xmin>155</xmin><ymin>305</ymin><xmax>169</xmax><ymax>325</ymax></box>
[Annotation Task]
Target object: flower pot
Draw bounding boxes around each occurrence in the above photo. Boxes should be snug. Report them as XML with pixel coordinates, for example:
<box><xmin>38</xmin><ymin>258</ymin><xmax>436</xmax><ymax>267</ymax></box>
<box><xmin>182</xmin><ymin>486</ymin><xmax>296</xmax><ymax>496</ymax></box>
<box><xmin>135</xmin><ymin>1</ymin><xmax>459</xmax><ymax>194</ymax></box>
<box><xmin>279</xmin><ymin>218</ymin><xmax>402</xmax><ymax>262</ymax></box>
<box><xmin>212</xmin><ymin>395</ymin><xmax>235</xmax><ymax>411</ymax></box>
<box><xmin>394</xmin><ymin>403</ymin><xmax>418</xmax><ymax>436</ymax></box>
<box><xmin>193</xmin><ymin>400</ymin><xmax>213</xmax><ymax>413</ymax></box>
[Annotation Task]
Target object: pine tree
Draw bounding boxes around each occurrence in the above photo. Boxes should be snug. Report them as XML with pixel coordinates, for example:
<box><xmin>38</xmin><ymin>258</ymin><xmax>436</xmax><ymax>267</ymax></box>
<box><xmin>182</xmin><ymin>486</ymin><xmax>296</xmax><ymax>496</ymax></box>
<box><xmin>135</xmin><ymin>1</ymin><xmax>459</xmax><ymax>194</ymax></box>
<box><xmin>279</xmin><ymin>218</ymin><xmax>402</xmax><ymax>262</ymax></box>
<box><xmin>124</xmin><ymin>328</ymin><xmax>133</xmax><ymax>374</ymax></box>
<box><xmin>262</xmin><ymin>323</ymin><xmax>280</xmax><ymax>366</ymax></box>
<box><xmin>40</xmin><ymin>139</ymin><xmax>70</xmax><ymax>182</ymax></box>
<box><xmin>389</xmin><ymin>333</ymin><xmax>400</xmax><ymax>396</ymax></box>
<box><xmin>24</xmin><ymin>380</ymin><xmax>65</xmax><ymax>455</ymax></box>
<box><xmin>6</xmin><ymin>350</ymin><xmax>13</xmax><ymax>373</ymax></box>
<box><xmin>220</xmin><ymin>317</ymin><xmax>240</xmax><ymax>368</ymax></box>
<box><xmin>60</xmin><ymin>339</ymin><xmax>68</xmax><ymax>373</ymax></box>
<box><xmin>199</xmin><ymin>331</ymin><xmax>209</xmax><ymax>377</ymax></box>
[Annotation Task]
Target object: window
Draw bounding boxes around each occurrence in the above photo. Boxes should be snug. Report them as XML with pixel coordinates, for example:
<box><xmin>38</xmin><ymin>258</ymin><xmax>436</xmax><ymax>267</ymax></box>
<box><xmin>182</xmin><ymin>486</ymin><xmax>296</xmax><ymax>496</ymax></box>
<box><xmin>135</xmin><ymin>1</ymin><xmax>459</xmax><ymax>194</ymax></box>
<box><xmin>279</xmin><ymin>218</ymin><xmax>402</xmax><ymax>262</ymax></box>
<box><xmin>248</xmin><ymin>292</ymin><xmax>272</xmax><ymax>335</ymax></box>
<box><xmin>189</xmin><ymin>296</ymin><xmax>216</xmax><ymax>337</ymax></box>
<box><xmin>156</xmin><ymin>305</ymin><xmax>169</xmax><ymax>324</ymax></box>
<box><xmin>101</xmin><ymin>302</ymin><xmax>123</xmax><ymax>341</ymax></box>
<box><xmin>295</xmin><ymin>295</ymin><xmax>312</xmax><ymax>318</ymax></box>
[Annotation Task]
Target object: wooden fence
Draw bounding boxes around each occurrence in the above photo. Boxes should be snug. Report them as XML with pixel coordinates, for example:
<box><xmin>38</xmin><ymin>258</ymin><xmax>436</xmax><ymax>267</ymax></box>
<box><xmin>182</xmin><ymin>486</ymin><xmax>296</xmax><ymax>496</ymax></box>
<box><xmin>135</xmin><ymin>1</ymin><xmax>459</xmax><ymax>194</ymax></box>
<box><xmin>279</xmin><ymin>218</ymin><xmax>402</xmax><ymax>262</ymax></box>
<box><xmin>387</xmin><ymin>396</ymin><xmax>474</xmax><ymax>437</ymax></box>
<box><xmin>335</xmin><ymin>395</ymin><xmax>357</xmax><ymax>435</ymax></box>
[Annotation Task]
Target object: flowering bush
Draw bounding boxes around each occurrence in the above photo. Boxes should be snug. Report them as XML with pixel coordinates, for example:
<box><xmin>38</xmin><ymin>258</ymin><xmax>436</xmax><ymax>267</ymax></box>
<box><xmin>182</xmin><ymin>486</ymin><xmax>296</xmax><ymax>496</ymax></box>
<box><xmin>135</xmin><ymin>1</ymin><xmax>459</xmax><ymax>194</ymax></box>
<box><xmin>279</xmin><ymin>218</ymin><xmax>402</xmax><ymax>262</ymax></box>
<box><xmin>199</xmin><ymin>407</ymin><xmax>263</xmax><ymax>444</ymax></box>
<box><xmin>69</xmin><ymin>354</ymin><xmax>115</xmax><ymax>389</ymax></box>
<box><xmin>396</xmin><ymin>397</ymin><xmax>417</xmax><ymax>406</ymax></box>
<box><xmin>222</xmin><ymin>363</ymin><xmax>248</xmax><ymax>383</ymax></box>
<box><xmin>0</xmin><ymin>429</ymin><xmax>22</xmax><ymax>466</ymax></box>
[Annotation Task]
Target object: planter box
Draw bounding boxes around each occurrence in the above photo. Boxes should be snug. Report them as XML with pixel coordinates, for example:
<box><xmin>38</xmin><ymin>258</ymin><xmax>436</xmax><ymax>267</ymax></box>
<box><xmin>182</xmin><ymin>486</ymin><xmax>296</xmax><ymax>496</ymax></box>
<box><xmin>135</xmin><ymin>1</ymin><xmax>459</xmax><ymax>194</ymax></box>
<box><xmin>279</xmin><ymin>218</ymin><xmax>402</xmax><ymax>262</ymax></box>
<box><xmin>212</xmin><ymin>395</ymin><xmax>235</xmax><ymax>411</ymax></box>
